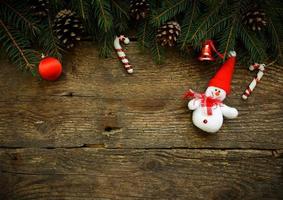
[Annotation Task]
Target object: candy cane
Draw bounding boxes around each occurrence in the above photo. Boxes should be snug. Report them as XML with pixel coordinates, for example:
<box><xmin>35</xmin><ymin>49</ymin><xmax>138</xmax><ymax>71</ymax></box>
<box><xmin>242</xmin><ymin>63</ymin><xmax>265</xmax><ymax>100</ymax></box>
<box><xmin>114</xmin><ymin>35</ymin><xmax>133</xmax><ymax>74</ymax></box>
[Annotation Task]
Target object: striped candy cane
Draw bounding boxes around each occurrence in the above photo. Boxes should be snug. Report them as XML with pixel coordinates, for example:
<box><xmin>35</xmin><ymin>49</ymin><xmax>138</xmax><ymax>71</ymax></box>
<box><xmin>114</xmin><ymin>35</ymin><xmax>133</xmax><ymax>74</ymax></box>
<box><xmin>242</xmin><ymin>63</ymin><xmax>265</xmax><ymax>100</ymax></box>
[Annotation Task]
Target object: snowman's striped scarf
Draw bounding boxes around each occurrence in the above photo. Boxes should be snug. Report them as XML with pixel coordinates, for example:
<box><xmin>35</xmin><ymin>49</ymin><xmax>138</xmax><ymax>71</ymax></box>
<box><xmin>183</xmin><ymin>89</ymin><xmax>222</xmax><ymax>115</ymax></box>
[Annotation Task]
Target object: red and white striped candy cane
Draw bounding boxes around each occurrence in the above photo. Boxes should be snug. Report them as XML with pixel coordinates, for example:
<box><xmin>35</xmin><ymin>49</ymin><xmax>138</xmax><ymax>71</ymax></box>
<box><xmin>242</xmin><ymin>63</ymin><xmax>265</xmax><ymax>100</ymax></box>
<box><xmin>114</xmin><ymin>35</ymin><xmax>133</xmax><ymax>74</ymax></box>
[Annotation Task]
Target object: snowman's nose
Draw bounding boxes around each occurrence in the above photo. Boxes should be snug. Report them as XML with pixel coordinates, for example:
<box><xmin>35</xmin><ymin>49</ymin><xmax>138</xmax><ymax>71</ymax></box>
<box><xmin>215</xmin><ymin>91</ymin><xmax>220</xmax><ymax>96</ymax></box>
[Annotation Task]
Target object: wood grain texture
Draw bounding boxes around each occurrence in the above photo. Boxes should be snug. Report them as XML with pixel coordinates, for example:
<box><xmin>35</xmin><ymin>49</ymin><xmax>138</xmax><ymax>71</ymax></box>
<box><xmin>0</xmin><ymin>148</ymin><xmax>283</xmax><ymax>199</ymax></box>
<box><xmin>0</xmin><ymin>42</ymin><xmax>282</xmax><ymax>149</ymax></box>
<box><xmin>0</xmin><ymin>42</ymin><xmax>283</xmax><ymax>199</ymax></box>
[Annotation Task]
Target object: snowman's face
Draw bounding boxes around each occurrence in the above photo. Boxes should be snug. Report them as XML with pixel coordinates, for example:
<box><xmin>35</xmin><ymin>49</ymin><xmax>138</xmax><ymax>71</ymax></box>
<box><xmin>205</xmin><ymin>86</ymin><xmax>226</xmax><ymax>101</ymax></box>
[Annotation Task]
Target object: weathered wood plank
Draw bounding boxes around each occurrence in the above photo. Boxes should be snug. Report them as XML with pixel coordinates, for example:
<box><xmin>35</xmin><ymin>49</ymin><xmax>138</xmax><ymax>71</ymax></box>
<box><xmin>0</xmin><ymin>149</ymin><xmax>282</xmax><ymax>199</ymax></box>
<box><xmin>0</xmin><ymin>42</ymin><xmax>282</xmax><ymax>148</ymax></box>
<box><xmin>0</xmin><ymin>95</ymin><xmax>282</xmax><ymax>149</ymax></box>
<box><xmin>0</xmin><ymin>43</ymin><xmax>282</xmax><ymax>101</ymax></box>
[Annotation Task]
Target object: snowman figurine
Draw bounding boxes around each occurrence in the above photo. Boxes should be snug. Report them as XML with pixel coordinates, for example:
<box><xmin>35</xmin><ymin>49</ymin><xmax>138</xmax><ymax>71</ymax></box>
<box><xmin>184</xmin><ymin>51</ymin><xmax>238</xmax><ymax>133</ymax></box>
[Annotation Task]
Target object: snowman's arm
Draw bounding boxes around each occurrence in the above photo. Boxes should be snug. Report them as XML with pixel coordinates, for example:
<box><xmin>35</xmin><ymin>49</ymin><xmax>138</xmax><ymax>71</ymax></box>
<box><xmin>220</xmin><ymin>104</ymin><xmax>238</xmax><ymax>119</ymax></box>
<box><xmin>188</xmin><ymin>99</ymin><xmax>201</xmax><ymax>110</ymax></box>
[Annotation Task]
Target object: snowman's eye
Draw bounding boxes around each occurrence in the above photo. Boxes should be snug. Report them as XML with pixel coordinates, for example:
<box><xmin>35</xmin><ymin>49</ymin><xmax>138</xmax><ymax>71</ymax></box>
<box><xmin>215</xmin><ymin>89</ymin><xmax>217</xmax><ymax>91</ymax></box>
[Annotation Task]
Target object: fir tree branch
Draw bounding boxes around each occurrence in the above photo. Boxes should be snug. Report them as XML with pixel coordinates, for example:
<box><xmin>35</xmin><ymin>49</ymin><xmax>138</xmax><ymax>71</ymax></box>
<box><xmin>222</xmin><ymin>19</ymin><xmax>236</xmax><ymax>59</ymax></box>
<box><xmin>268</xmin><ymin>19</ymin><xmax>282</xmax><ymax>60</ymax></box>
<box><xmin>217</xmin><ymin>0</ymin><xmax>244</xmax><ymax>59</ymax></box>
<box><xmin>111</xmin><ymin>0</ymin><xmax>128</xmax><ymax>18</ymax></box>
<box><xmin>0</xmin><ymin>19</ymin><xmax>34</xmax><ymax>70</ymax></box>
<box><xmin>151</xmin><ymin>40</ymin><xmax>164</xmax><ymax>64</ymax></box>
<box><xmin>98</xmin><ymin>30</ymin><xmax>114</xmax><ymax>57</ymax></box>
<box><xmin>238</xmin><ymin>23</ymin><xmax>267</xmax><ymax>62</ymax></box>
<box><xmin>39</xmin><ymin>15</ymin><xmax>62</xmax><ymax>60</ymax></box>
<box><xmin>92</xmin><ymin>0</ymin><xmax>113</xmax><ymax>32</ymax></box>
<box><xmin>141</xmin><ymin>22</ymin><xmax>147</xmax><ymax>48</ymax></box>
<box><xmin>110</xmin><ymin>0</ymin><xmax>129</xmax><ymax>32</ymax></box>
<box><xmin>137</xmin><ymin>21</ymin><xmax>148</xmax><ymax>49</ymax></box>
<box><xmin>203</xmin><ymin>15</ymin><xmax>232</xmax><ymax>38</ymax></box>
<box><xmin>79</xmin><ymin>0</ymin><xmax>86</xmax><ymax>19</ymax></box>
<box><xmin>151</xmin><ymin>0</ymin><xmax>187</xmax><ymax>27</ymax></box>
<box><xmin>2</xmin><ymin>0</ymin><xmax>39</xmax><ymax>35</ymax></box>
<box><xmin>189</xmin><ymin>1</ymin><xmax>223</xmax><ymax>46</ymax></box>
<box><xmin>180</xmin><ymin>0</ymin><xmax>197</xmax><ymax>49</ymax></box>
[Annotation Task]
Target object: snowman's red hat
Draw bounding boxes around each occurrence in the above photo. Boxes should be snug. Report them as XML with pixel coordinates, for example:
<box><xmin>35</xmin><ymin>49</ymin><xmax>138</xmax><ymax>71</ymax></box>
<box><xmin>208</xmin><ymin>51</ymin><xmax>236</xmax><ymax>94</ymax></box>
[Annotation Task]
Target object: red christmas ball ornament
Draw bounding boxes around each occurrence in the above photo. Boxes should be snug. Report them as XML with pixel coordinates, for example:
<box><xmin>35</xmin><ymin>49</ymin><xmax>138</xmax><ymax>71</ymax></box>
<box><xmin>38</xmin><ymin>57</ymin><xmax>62</xmax><ymax>81</ymax></box>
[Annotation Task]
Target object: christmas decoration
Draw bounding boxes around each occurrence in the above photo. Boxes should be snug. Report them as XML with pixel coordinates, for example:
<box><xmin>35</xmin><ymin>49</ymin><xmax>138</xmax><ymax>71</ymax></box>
<box><xmin>242</xmin><ymin>63</ymin><xmax>265</xmax><ymax>100</ymax></box>
<box><xmin>198</xmin><ymin>40</ymin><xmax>224</xmax><ymax>61</ymax></box>
<box><xmin>0</xmin><ymin>0</ymin><xmax>282</xmax><ymax>74</ymax></box>
<box><xmin>114</xmin><ymin>35</ymin><xmax>133</xmax><ymax>74</ymax></box>
<box><xmin>38</xmin><ymin>56</ymin><xmax>62</xmax><ymax>81</ymax></box>
<box><xmin>130</xmin><ymin>0</ymin><xmax>150</xmax><ymax>20</ymax></box>
<box><xmin>184</xmin><ymin>51</ymin><xmax>238</xmax><ymax>133</ymax></box>
<box><xmin>29</xmin><ymin>0</ymin><xmax>49</xmax><ymax>17</ymax></box>
<box><xmin>242</xmin><ymin>5</ymin><xmax>267</xmax><ymax>31</ymax></box>
<box><xmin>156</xmin><ymin>21</ymin><xmax>181</xmax><ymax>47</ymax></box>
<box><xmin>53</xmin><ymin>9</ymin><xmax>83</xmax><ymax>49</ymax></box>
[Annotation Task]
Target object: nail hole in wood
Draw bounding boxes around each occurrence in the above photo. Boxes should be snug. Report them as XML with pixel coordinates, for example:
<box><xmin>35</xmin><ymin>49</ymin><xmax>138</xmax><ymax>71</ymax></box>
<box><xmin>104</xmin><ymin>126</ymin><xmax>113</xmax><ymax>132</ymax></box>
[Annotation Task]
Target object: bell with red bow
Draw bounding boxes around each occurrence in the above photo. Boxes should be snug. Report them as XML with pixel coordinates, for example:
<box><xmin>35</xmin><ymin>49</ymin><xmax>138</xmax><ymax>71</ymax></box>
<box><xmin>198</xmin><ymin>40</ymin><xmax>224</xmax><ymax>62</ymax></box>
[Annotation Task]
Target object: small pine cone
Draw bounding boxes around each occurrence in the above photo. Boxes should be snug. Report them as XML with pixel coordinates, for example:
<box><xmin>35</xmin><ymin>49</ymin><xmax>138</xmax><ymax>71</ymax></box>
<box><xmin>130</xmin><ymin>0</ymin><xmax>150</xmax><ymax>20</ymax></box>
<box><xmin>53</xmin><ymin>9</ymin><xmax>84</xmax><ymax>49</ymax></box>
<box><xmin>156</xmin><ymin>21</ymin><xmax>181</xmax><ymax>47</ymax></box>
<box><xmin>242</xmin><ymin>5</ymin><xmax>267</xmax><ymax>31</ymax></box>
<box><xmin>29</xmin><ymin>0</ymin><xmax>49</xmax><ymax>17</ymax></box>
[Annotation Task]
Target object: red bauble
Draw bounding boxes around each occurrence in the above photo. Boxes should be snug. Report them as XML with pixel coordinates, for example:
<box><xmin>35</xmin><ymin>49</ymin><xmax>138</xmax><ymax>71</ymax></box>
<box><xmin>39</xmin><ymin>57</ymin><xmax>62</xmax><ymax>81</ymax></box>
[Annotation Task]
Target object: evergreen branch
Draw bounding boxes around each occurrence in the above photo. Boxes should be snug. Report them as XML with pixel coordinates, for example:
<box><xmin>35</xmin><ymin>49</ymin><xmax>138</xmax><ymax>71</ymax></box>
<box><xmin>217</xmin><ymin>1</ymin><xmax>243</xmax><ymax>59</ymax></box>
<box><xmin>1</xmin><ymin>1</ymin><xmax>39</xmax><ymax>35</ymax></box>
<box><xmin>222</xmin><ymin>20</ymin><xmax>236</xmax><ymax>59</ymax></box>
<box><xmin>110</xmin><ymin>0</ymin><xmax>129</xmax><ymax>32</ymax></box>
<box><xmin>203</xmin><ymin>15</ymin><xmax>232</xmax><ymax>37</ymax></box>
<box><xmin>70</xmin><ymin>0</ymin><xmax>90</xmax><ymax>21</ymax></box>
<box><xmin>0</xmin><ymin>19</ymin><xmax>35</xmax><ymax>70</ymax></box>
<box><xmin>137</xmin><ymin>21</ymin><xmax>148</xmax><ymax>49</ymax></box>
<box><xmin>49</xmin><ymin>0</ymin><xmax>63</xmax><ymax>12</ymax></box>
<box><xmin>79</xmin><ymin>0</ymin><xmax>86</xmax><ymax>19</ymax></box>
<box><xmin>38</xmin><ymin>16</ymin><xmax>62</xmax><ymax>60</ymax></box>
<box><xmin>141</xmin><ymin>22</ymin><xmax>147</xmax><ymax>48</ymax></box>
<box><xmin>92</xmin><ymin>0</ymin><xmax>113</xmax><ymax>32</ymax></box>
<box><xmin>189</xmin><ymin>1</ymin><xmax>223</xmax><ymax>45</ymax></box>
<box><xmin>180</xmin><ymin>0</ymin><xmax>197</xmax><ymax>49</ymax></box>
<box><xmin>151</xmin><ymin>0</ymin><xmax>187</xmax><ymax>26</ymax></box>
<box><xmin>151</xmin><ymin>40</ymin><xmax>163</xmax><ymax>64</ymax></box>
<box><xmin>238</xmin><ymin>23</ymin><xmax>267</xmax><ymax>62</ymax></box>
<box><xmin>111</xmin><ymin>0</ymin><xmax>129</xmax><ymax>18</ymax></box>
<box><xmin>70</xmin><ymin>0</ymin><xmax>94</xmax><ymax>36</ymax></box>
<box><xmin>266</xmin><ymin>59</ymin><xmax>278</xmax><ymax>67</ymax></box>
<box><xmin>268</xmin><ymin>19</ymin><xmax>283</xmax><ymax>60</ymax></box>
<box><xmin>98</xmin><ymin>31</ymin><xmax>114</xmax><ymax>57</ymax></box>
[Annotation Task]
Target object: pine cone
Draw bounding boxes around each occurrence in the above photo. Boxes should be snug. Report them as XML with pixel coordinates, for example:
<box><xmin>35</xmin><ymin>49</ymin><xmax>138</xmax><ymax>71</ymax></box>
<box><xmin>29</xmin><ymin>0</ymin><xmax>49</xmax><ymax>17</ymax></box>
<box><xmin>130</xmin><ymin>0</ymin><xmax>150</xmax><ymax>20</ymax></box>
<box><xmin>53</xmin><ymin>9</ymin><xmax>84</xmax><ymax>49</ymax></box>
<box><xmin>156</xmin><ymin>21</ymin><xmax>181</xmax><ymax>47</ymax></box>
<box><xmin>242</xmin><ymin>5</ymin><xmax>267</xmax><ymax>31</ymax></box>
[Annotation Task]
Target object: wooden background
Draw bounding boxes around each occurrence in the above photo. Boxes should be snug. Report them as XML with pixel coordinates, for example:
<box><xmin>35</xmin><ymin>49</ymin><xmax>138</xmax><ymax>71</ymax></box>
<box><xmin>0</xmin><ymin>42</ymin><xmax>282</xmax><ymax>199</ymax></box>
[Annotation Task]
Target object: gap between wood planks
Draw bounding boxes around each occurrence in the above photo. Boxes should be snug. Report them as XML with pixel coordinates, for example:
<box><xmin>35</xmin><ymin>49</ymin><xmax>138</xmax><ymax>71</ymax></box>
<box><xmin>51</xmin><ymin>91</ymin><xmax>281</xmax><ymax>101</ymax></box>
<box><xmin>0</xmin><ymin>145</ymin><xmax>282</xmax><ymax>157</ymax></box>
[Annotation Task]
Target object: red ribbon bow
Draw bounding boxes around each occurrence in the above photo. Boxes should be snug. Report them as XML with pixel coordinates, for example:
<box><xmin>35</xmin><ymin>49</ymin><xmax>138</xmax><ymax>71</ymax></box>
<box><xmin>183</xmin><ymin>89</ymin><xmax>222</xmax><ymax>115</ymax></box>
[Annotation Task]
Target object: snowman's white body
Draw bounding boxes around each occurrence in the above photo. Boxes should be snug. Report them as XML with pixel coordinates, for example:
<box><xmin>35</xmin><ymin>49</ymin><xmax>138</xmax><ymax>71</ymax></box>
<box><xmin>188</xmin><ymin>86</ymin><xmax>238</xmax><ymax>133</ymax></box>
